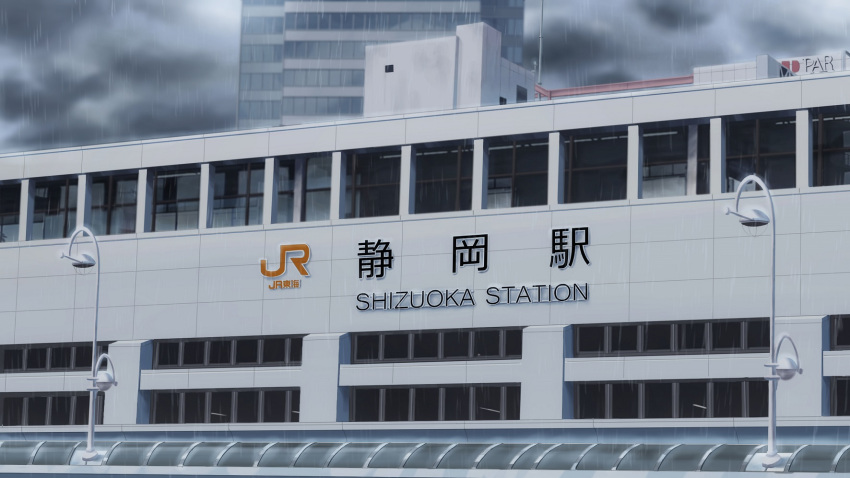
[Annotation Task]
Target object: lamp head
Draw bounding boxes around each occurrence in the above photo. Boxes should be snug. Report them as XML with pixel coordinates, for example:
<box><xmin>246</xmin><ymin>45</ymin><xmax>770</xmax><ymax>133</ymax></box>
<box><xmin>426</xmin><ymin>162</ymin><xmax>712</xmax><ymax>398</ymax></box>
<box><xmin>60</xmin><ymin>252</ymin><xmax>96</xmax><ymax>269</ymax></box>
<box><xmin>725</xmin><ymin>206</ymin><xmax>770</xmax><ymax>228</ymax></box>
<box><xmin>775</xmin><ymin>356</ymin><xmax>801</xmax><ymax>381</ymax></box>
<box><xmin>95</xmin><ymin>370</ymin><xmax>117</xmax><ymax>391</ymax></box>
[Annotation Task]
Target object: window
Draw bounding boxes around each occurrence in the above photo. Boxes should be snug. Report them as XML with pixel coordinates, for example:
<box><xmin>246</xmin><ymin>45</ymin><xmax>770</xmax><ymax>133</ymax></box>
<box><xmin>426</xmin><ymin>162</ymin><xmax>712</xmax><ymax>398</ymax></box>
<box><xmin>575</xmin><ymin>380</ymin><xmax>766</xmax><ymax>419</ymax></box>
<box><xmin>642</xmin><ymin>125</ymin><xmax>710</xmax><ymax>198</ymax></box>
<box><xmin>212</xmin><ymin>162</ymin><xmax>264</xmax><ymax>228</ymax></box>
<box><xmin>240</xmin><ymin>45</ymin><xmax>283</xmax><ymax>62</ymax></box>
<box><xmin>487</xmin><ymin>138</ymin><xmax>548</xmax><ymax>208</ymax></box>
<box><xmin>0</xmin><ymin>393</ymin><xmax>102</xmax><ymax>426</ymax></box>
<box><xmin>352</xmin><ymin>328</ymin><xmax>523</xmax><ymax>363</ymax></box>
<box><xmin>276</xmin><ymin>154</ymin><xmax>332</xmax><ymax>223</ymax></box>
<box><xmin>282</xmin><ymin>97</ymin><xmax>363</xmax><ymax>116</ymax></box>
<box><xmin>414</xmin><ymin>142</ymin><xmax>473</xmax><ymax>213</ymax></box>
<box><xmin>563</xmin><ymin>129</ymin><xmax>628</xmax><ymax>203</ymax></box>
<box><xmin>240</xmin><ymin>73</ymin><xmax>283</xmax><ymax>91</ymax></box>
<box><xmin>0</xmin><ymin>182</ymin><xmax>20</xmax><ymax>243</ymax></box>
<box><xmin>351</xmin><ymin>384</ymin><xmax>520</xmax><ymax>421</ymax></box>
<box><xmin>151</xmin><ymin>389</ymin><xmax>299</xmax><ymax>424</ymax></box>
<box><xmin>238</xmin><ymin>100</ymin><xmax>282</xmax><ymax>120</ymax></box>
<box><xmin>90</xmin><ymin>173</ymin><xmax>137</xmax><ymax>235</ymax></box>
<box><xmin>151</xmin><ymin>168</ymin><xmax>200</xmax><ymax>232</ymax></box>
<box><xmin>813</xmin><ymin>109</ymin><xmax>850</xmax><ymax>186</ymax></box>
<box><xmin>574</xmin><ymin>319</ymin><xmax>768</xmax><ymax>357</ymax></box>
<box><xmin>31</xmin><ymin>177</ymin><xmax>77</xmax><ymax>240</ymax></box>
<box><xmin>282</xmin><ymin>69</ymin><xmax>364</xmax><ymax>87</ymax></box>
<box><xmin>726</xmin><ymin>115</ymin><xmax>796</xmax><ymax>190</ymax></box>
<box><xmin>0</xmin><ymin>343</ymin><xmax>108</xmax><ymax>372</ymax></box>
<box><xmin>241</xmin><ymin>16</ymin><xmax>284</xmax><ymax>34</ymax></box>
<box><xmin>516</xmin><ymin>85</ymin><xmax>527</xmax><ymax>103</ymax></box>
<box><xmin>831</xmin><ymin>315</ymin><xmax>850</xmax><ymax>350</ymax></box>
<box><xmin>153</xmin><ymin>336</ymin><xmax>303</xmax><ymax>369</ymax></box>
<box><xmin>345</xmin><ymin>150</ymin><xmax>400</xmax><ymax>218</ymax></box>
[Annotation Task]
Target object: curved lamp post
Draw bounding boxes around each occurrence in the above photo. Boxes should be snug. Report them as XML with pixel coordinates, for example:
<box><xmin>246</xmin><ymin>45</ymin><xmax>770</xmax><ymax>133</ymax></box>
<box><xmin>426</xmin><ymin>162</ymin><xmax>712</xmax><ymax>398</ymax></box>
<box><xmin>60</xmin><ymin>226</ymin><xmax>118</xmax><ymax>462</ymax></box>
<box><xmin>724</xmin><ymin>174</ymin><xmax>802</xmax><ymax>468</ymax></box>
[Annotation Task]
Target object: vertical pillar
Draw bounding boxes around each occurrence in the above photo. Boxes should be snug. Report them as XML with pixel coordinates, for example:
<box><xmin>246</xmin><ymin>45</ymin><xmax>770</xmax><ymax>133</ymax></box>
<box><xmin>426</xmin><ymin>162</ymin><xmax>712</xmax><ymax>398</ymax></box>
<box><xmin>399</xmin><ymin>145</ymin><xmax>415</xmax><ymax>216</ymax></box>
<box><xmin>102</xmin><ymin>340</ymin><xmax>153</xmax><ymax>425</ymax></box>
<box><xmin>547</xmin><ymin>132</ymin><xmax>565</xmax><ymax>205</ymax></box>
<box><xmin>686</xmin><ymin>124</ymin><xmax>699</xmax><ymax>196</ymax></box>
<box><xmin>198</xmin><ymin>163</ymin><xmax>214</xmax><ymax>229</ymax></box>
<box><xmin>135</xmin><ymin>169</ymin><xmax>153</xmax><ymax>233</ymax></box>
<box><xmin>292</xmin><ymin>158</ymin><xmax>304</xmax><ymax>222</ymax></box>
<box><xmin>299</xmin><ymin>333</ymin><xmax>350</xmax><ymax>422</ymax></box>
<box><xmin>18</xmin><ymin>179</ymin><xmax>33</xmax><ymax>242</ymax></box>
<box><xmin>627</xmin><ymin>125</ymin><xmax>643</xmax><ymax>200</ymax></box>
<box><xmin>520</xmin><ymin>325</ymin><xmax>571</xmax><ymax>419</ymax></box>
<box><xmin>330</xmin><ymin>152</ymin><xmax>345</xmax><ymax>221</ymax></box>
<box><xmin>710</xmin><ymin>117</ymin><xmax>726</xmax><ymax>195</ymax></box>
<box><xmin>262</xmin><ymin>157</ymin><xmax>278</xmax><ymax>225</ymax></box>
<box><xmin>472</xmin><ymin>138</ymin><xmax>488</xmax><ymax>211</ymax></box>
<box><xmin>796</xmin><ymin>109</ymin><xmax>813</xmax><ymax>189</ymax></box>
<box><xmin>76</xmin><ymin>174</ymin><xmax>91</xmax><ymax>230</ymax></box>
<box><xmin>775</xmin><ymin>316</ymin><xmax>827</xmax><ymax>418</ymax></box>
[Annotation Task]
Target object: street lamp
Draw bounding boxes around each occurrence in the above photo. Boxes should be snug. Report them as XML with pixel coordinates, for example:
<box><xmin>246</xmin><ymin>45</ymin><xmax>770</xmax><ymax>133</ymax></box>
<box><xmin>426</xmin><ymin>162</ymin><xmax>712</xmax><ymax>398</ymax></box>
<box><xmin>60</xmin><ymin>226</ymin><xmax>118</xmax><ymax>462</ymax></box>
<box><xmin>724</xmin><ymin>174</ymin><xmax>802</xmax><ymax>469</ymax></box>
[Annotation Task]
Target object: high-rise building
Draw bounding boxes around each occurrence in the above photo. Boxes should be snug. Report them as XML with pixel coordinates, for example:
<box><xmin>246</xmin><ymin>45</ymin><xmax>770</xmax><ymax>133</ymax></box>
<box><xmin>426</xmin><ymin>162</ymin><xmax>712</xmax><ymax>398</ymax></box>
<box><xmin>237</xmin><ymin>0</ymin><xmax>525</xmax><ymax>128</ymax></box>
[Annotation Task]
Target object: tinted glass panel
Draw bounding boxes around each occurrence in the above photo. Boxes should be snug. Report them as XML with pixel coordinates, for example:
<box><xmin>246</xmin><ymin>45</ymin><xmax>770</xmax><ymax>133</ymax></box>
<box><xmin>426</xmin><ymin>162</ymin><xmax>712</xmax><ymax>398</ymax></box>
<box><xmin>50</xmin><ymin>347</ymin><xmax>72</xmax><ymax>369</ymax></box>
<box><xmin>384</xmin><ymin>388</ymin><xmax>410</xmax><ymax>421</ymax></box>
<box><xmin>611</xmin><ymin>325</ymin><xmax>638</xmax><ymax>353</ymax></box>
<box><xmin>209</xmin><ymin>392</ymin><xmax>232</xmax><ymax>423</ymax></box>
<box><xmin>157</xmin><ymin>343</ymin><xmax>179</xmax><ymax>367</ymax></box>
<box><xmin>236</xmin><ymin>391</ymin><xmax>259</xmax><ymax>423</ymax></box>
<box><xmin>474</xmin><ymin>386</ymin><xmax>501</xmax><ymax>420</ymax></box>
<box><xmin>712</xmin><ymin>321</ymin><xmax>741</xmax><ymax>350</ymax></box>
<box><xmin>444</xmin><ymin>387</ymin><xmax>469</xmax><ymax>420</ymax></box>
<box><xmin>577</xmin><ymin>383</ymin><xmax>606</xmax><ymax>419</ymax></box>
<box><xmin>27</xmin><ymin>348</ymin><xmax>47</xmax><ymax>370</ymax></box>
<box><xmin>678</xmin><ymin>323</ymin><xmax>706</xmax><ymax>351</ymax></box>
<box><xmin>263</xmin><ymin>390</ymin><xmax>288</xmax><ymax>422</ymax></box>
<box><xmin>183</xmin><ymin>342</ymin><xmax>205</xmax><ymax>366</ymax></box>
<box><xmin>713</xmin><ymin>382</ymin><xmax>742</xmax><ymax>418</ymax></box>
<box><xmin>208</xmin><ymin>340</ymin><xmax>232</xmax><ymax>365</ymax></box>
<box><xmin>678</xmin><ymin>382</ymin><xmax>707</xmax><ymax>418</ymax></box>
<box><xmin>578</xmin><ymin>326</ymin><xmax>605</xmax><ymax>354</ymax></box>
<box><xmin>235</xmin><ymin>340</ymin><xmax>258</xmax><ymax>364</ymax></box>
<box><xmin>443</xmin><ymin>331</ymin><xmax>469</xmax><ymax>358</ymax></box>
<box><xmin>355</xmin><ymin>335</ymin><xmax>379</xmax><ymax>361</ymax></box>
<box><xmin>505</xmin><ymin>329</ymin><xmax>522</xmax><ymax>356</ymax></box>
<box><xmin>354</xmin><ymin>388</ymin><xmax>380</xmax><ymax>421</ymax></box>
<box><xmin>644</xmin><ymin>382</ymin><xmax>673</xmax><ymax>418</ymax></box>
<box><xmin>611</xmin><ymin>383</ymin><xmax>639</xmax><ymax>418</ymax></box>
<box><xmin>184</xmin><ymin>392</ymin><xmax>205</xmax><ymax>423</ymax></box>
<box><xmin>748</xmin><ymin>380</ymin><xmax>768</xmax><ymax>417</ymax></box>
<box><xmin>644</xmin><ymin>324</ymin><xmax>672</xmax><ymax>352</ymax></box>
<box><xmin>473</xmin><ymin>330</ymin><xmax>500</xmax><ymax>357</ymax></box>
<box><xmin>414</xmin><ymin>388</ymin><xmax>439</xmax><ymax>421</ymax></box>
<box><xmin>383</xmin><ymin>334</ymin><xmax>408</xmax><ymax>360</ymax></box>
<box><xmin>412</xmin><ymin>333</ymin><xmax>438</xmax><ymax>360</ymax></box>
<box><xmin>263</xmin><ymin>338</ymin><xmax>287</xmax><ymax>364</ymax></box>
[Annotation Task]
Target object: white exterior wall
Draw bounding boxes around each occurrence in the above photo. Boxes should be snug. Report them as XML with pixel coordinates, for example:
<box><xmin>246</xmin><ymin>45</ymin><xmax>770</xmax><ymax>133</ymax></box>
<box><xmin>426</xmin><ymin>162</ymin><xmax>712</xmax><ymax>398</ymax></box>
<box><xmin>5</xmin><ymin>70</ymin><xmax>850</xmax><ymax>433</ymax></box>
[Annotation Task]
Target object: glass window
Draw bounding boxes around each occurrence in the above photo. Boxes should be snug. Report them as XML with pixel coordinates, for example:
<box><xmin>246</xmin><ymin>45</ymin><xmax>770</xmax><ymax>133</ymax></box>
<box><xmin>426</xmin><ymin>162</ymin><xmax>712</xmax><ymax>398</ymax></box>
<box><xmin>345</xmin><ymin>150</ymin><xmax>400</xmax><ymax>218</ymax></box>
<box><xmin>157</xmin><ymin>342</ymin><xmax>179</xmax><ymax>367</ymax></box>
<box><xmin>209</xmin><ymin>391</ymin><xmax>232</xmax><ymax>423</ymax></box>
<box><xmin>27</xmin><ymin>396</ymin><xmax>48</xmax><ymax>425</ymax></box>
<box><xmin>90</xmin><ymin>173</ymin><xmax>137</xmax><ymax>236</ymax></box>
<box><xmin>644</xmin><ymin>323</ymin><xmax>672</xmax><ymax>352</ymax></box>
<box><xmin>32</xmin><ymin>177</ymin><xmax>77</xmax><ymax>240</ymax></box>
<box><xmin>611</xmin><ymin>383</ymin><xmax>639</xmax><ymax>418</ymax></box>
<box><xmin>678</xmin><ymin>382</ymin><xmax>707</xmax><ymax>418</ymax></box>
<box><xmin>473</xmin><ymin>330</ymin><xmax>500</xmax><ymax>358</ymax></box>
<box><xmin>610</xmin><ymin>325</ymin><xmax>638</xmax><ymax>353</ymax></box>
<box><xmin>642</xmin><ymin>126</ymin><xmax>688</xmax><ymax>199</ymax></box>
<box><xmin>304</xmin><ymin>154</ymin><xmax>332</xmax><ymax>221</ymax></box>
<box><xmin>443</xmin><ymin>331</ymin><xmax>469</xmax><ymax>359</ymax></box>
<box><xmin>2</xmin><ymin>397</ymin><xmax>23</xmax><ymax>426</ymax></box>
<box><xmin>412</xmin><ymin>332</ymin><xmax>439</xmax><ymax>360</ymax></box>
<box><xmin>444</xmin><ymin>387</ymin><xmax>470</xmax><ymax>420</ymax></box>
<box><xmin>678</xmin><ymin>322</ymin><xmax>706</xmax><ymax>351</ymax></box>
<box><xmin>50</xmin><ymin>347</ymin><xmax>72</xmax><ymax>370</ymax></box>
<box><xmin>3</xmin><ymin>349</ymin><xmax>22</xmax><ymax>371</ymax></box>
<box><xmin>414</xmin><ymin>142</ymin><xmax>473</xmax><ymax>213</ymax></box>
<box><xmin>384</xmin><ymin>388</ymin><xmax>410</xmax><ymax>421</ymax></box>
<box><xmin>235</xmin><ymin>339</ymin><xmax>258</xmax><ymax>364</ymax></box>
<box><xmin>355</xmin><ymin>335</ymin><xmax>379</xmax><ymax>361</ymax></box>
<box><xmin>208</xmin><ymin>340</ymin><xmax>232</xmax><ymax>365</ymax></box>
<box><xmin>263</xmin><ymin>390</ymin><xmax>288</xmax><ymax>422</ymax></box>
<box><xmin>152</xmin><ymin>169</ymin><xmax>200</xmax><ymax>232</ymax></box>
<box><xmin>487</xmin><ymin>138</ymin><xmax>548</xmax><ymax>208</ymax></box>
<box><xmin>236</xmin><ymin>391</ymin><xmax>259</xmax><ymax>423</ymax></box>
<box><xmin>576</xmin><ymin>326</ymin><xmax>605</xmax><ymax>354</ymax></box>
<box><xmin>50</xmin><ymin>396</ymin><xmax>73</xmax><ymax>425</ymax></box>
<box><xmin>414</xmin><ymin>387</ymin><xmax>439</xmax><ymax>421</ymax></box>
<box><xmin>564</xmin><ymin>129</ymin><xmax>628</xmax><ymax>203</ymax></box>
<box><xmin>276</xmin><ymin>159</ymin><xmax>295</xmax><ymax>223</ymax></box>
<box><xmin>576</xmin><ymin>383</ymin><xmax>606</xmax><ymax>419</ymax></box>
<box><xmin>726</xmin><ymin>116</ymin><xmax>796</xmax><ymax>191</ymax></box>
<box><xmin>183</xmin><ymin>341</ymin><xmax>205</xmax><ymax>366</ymax></box>
<box><xmin>353</xmin><ymin>388</ymin><xmax>380</xmax><ymax>421</ymax></box>
<box><xmin>263</xmin><ymin>337</ymin><xmax>287</xmax><ymax>364</ymax></box>
<box><xmin>27</xmin><ymin>347</ymin><xmax>47</xmax><ymax>370</ymax></box>
<box><xmin>505</xmin><ymin>329</ymin><xmax>522</xmax><ymax>357</ymax></box>
<box><xmin>712</xmin><ymin>381</ymin><xmax>742</xmax><ymax>418</ymax></box>
<box><xmin>814</xmin><ymin>109</ymin><xmax>850</xmax><ymax>186</ymax></box>
<box><xmin>644</xmin><ymin>382</ymin><xmax>673</xmax><ymax>418</ymax></box>
<box><xmin>0</xmin><ymin>182</ymin><xmax>21</xmax><ymax>243</ymax></box>
<box><xmin>474</xmin><ymin>386</ymin><xmax>502</xmax><ymax>420</ymax></box>
<box><xmin>183</xmin><ymin>392</ymin><xmax>206</xmax><ymax>423</ymax></box>
<box><xmin>748</xmin><ymin>380</ymin><xmax>768</xmax><ymax>417</ymax></box>
<box><xmin>712</xmin><ymin>321</ymin><xmax>742</xmax><ymax>350</ymax></box>
<box><xmin>383</xmin><ymin>334</ymin><xmax>409</xmax><ymax>360</ymax></box>
<box><xmin>212</xmin><ymin>162</ymin><xmax>264</xmax><ymax>228</ymax></box>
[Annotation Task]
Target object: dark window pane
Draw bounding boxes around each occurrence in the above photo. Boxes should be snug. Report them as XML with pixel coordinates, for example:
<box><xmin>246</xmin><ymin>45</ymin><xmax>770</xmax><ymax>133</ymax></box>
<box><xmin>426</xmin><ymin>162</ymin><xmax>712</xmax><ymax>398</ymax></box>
<box><xmin>27</xmin><ymin>396</ymin><xmax>48</xmax><ymax>425</ymax></box>
<box><xmin>74</xmin><ymin>395</ymin><xmax>91</xmax><ymax>425</ymax></box>
<box><xmin>414</xmin><ymin>388</ymin><xmax>439</xmax><ymax>421</ymax></box>
<box><xmin>577</xmin><ymin>326</ymin><xmax>605</xmax><ymax>354</ymax></box>
<box><xmin>235</xmin><ymin>339</ymin><xmax>259</xmax><ymax>364</ymax></box>
<box><xmin>644</xmin><ymin>324</ymin><xmax>672</xmax><ymax>352</ymax></box>
<box><xmin>157</xmin><ymin>342</ymin><xmax>179</xmax><ymax>367</ymax></box>
<box><xmin>50</xmin><ymin>396</ymin><xmax>72</xmax><ymax>425</ymax></box>
<box><xmin>353</xmin><ymin>388</ymin><xmax>380</xmax><ymax>421</ymax></box>
<box><xmin>184</xmin><ymin>392</ymin><xmax>206</xmax><ymax>423</ymax></box>
<box><xmin>383</xmin><ymin>334</ymin><xmax>409</xmax><ymax>360</ymax></box>
<box><xmin>747</xmin><ymin>319</ymin><xmax>770</xmax><ymax>349</ymax></box>
<box><xmin>569</xmin><ymin>168</ymin><xmax>627</xmax><ymax>203</ymax></box>
<box><xmin>289</xmin><ymin>338</ymin><xmax>302</xmax><ymax>363</ymax></box>
<box><xmin>644</xmin><ymin>382</ymin><xmax>673</xmax><ymax>418</ymax></box>
<box><xmin>678</xmin><ymin>323</ymin><xmax>706</xmax><ymax>351</ymax></box>
<box><xmin>505</xmin><ymin>329</ymin><xmax>523</xmax><ymax>357</ymax></box>
<box><xmin>611</xmin><ymin>383</ymin><xmax>639</xmax><ymax>418</ymax></box>
<box><xmin>355</xmin><ymin>335</ymin><xmax>379</xmax><ymax>361</ymax></box>
<box><xmin>611</xmin><ymin>325</ymin><xmax>638</xmax><ymax>353</ymax></box>
<box><xmin>27</xmin><ymin>347</ymin><xmax>47</xmax><ymax>370</ymax></box>
<box><xmin>713</xmin><ymin>382</ymin><xmax>742</xmax><ymax>418</ymax></box>
<box><xmin>263</xmin><ymin>390</ymin><xmax>288</xmax><ymax>422</ymax></box>
<box><xmin>183</xmin><ymin>342</ymin><xmax>205</xmax><ymax>366</ymax></box>
<box><xmin>444</xmin><ymin>387</ymin><xmax>470</xmax><ymax>421</ymax></box>
<box><xmin>4</xmin><ymin>349</ymin><xmax>23</xmax><ymax>371</ymax></box>
<box><xmin>712</xmin><ymin>321</ymin><xmax>742</xmax><ymax>350</ymax></box>
<box><xmin>75</xmin><ymin>345</ymin><xmax>93</xmax><ymax>370</ymax></box>
<box><xmin>443</xmin><ymin>331</ymin><xmax>469</xmax><ymax>359</ymax></box>
<box><xmin>50</xmin><ymin>347</ymin><xmax>72</xmax><ymax>369</ymax></box>
<box><xmin>412</xmin><ymin>332</ymin><xmax>438</xmax><ymax>360</ymax></box>
<box><xmin>3</xmin><ymin>397</ymin><xmax>23</xmax><ymax>426</ymax></box>
<box><xmin>474</xmin><ymin>386</ymin><xmax>502</xmax><ymax>420</ymax></box>
<box><xmin>384</xmin><ymin>388</ymin><xmax>410</xmax><ymax>421</ymax></box>
<box><xmin>576</xmin><ymin>383</ymin><xmax>606</xmax><ymax>419</ymax></box>
<box><xmin>678</xmin><ymin>382</ymin><xmax>707</xmax><ymax>418</ymax></box>
<box><xmin>505</xmin><ymin>386</ymin><xmax>521</xmax><ymax>420</ymax></box>
<box><xmin>236</xmin><ymin>391</ymin><xmax>259</xmax><ymax>423</ymax></box>
<box><xmin>263</xmin><ymin>338</ymin><xmax>287</xmax><ymax>364</ymax></box>
<box><xmin>290</xmin><ymin>391</ymin><xmax>300</xmax><ymax>422</ymax></box>
<box><xmin>473</xmin><ymin>330</ymin><xmax>500</xmax><ymax>358</ymax></box>
<box><xmin>513</xmin><ymin>173</ymin><xmax>547</xmax><ymax>207</ymax></box>
<box><xmin>210</xmin><ymin>392</ymin><xmax>232</xmax><ymax>423</ymax></box>
<box><xmin>748</xmin><ymin>380</ymin><xmax>769</xmax><ymax>417</ymax></box>
<box><xmin>208</xmin><ymin>340</ymin><xmax>232</xmax><ymax>365</ymax></box>
<box><xmin>572</xmin><ymin>132</ymin><xmax>628</xmax><ymax>168</ymax></box>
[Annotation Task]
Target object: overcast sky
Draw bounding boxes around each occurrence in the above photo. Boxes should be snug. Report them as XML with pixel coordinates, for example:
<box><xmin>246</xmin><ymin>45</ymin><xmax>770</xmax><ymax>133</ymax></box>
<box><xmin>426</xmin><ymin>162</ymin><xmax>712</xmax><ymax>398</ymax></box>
<box><xmin>1</xmin><ymin>0</ymin><xmax>850</xmax><ymax>154</ymax></box>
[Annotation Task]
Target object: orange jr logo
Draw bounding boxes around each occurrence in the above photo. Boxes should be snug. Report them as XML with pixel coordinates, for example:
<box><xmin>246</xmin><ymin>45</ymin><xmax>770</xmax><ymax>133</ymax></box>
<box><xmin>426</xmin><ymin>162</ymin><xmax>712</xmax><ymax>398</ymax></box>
<box><xmin>260</xmin><ymin>244</ymin><xmax>311</xmax><ymax>278</ymax></box>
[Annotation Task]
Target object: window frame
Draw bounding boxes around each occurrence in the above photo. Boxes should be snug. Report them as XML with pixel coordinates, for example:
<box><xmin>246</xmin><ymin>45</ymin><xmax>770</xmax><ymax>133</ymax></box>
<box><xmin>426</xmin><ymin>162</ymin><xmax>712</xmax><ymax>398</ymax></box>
<box><xmin>345</xmin><ymin>149</ymin><xmax>401</xmax><ymax>219</ymax></box>
<box><xmin>486</xmin><ymin>137</ymin><xmax>548</xmax><ymax>209</ymax></box>
<box><xmin>0</xmin><ymin>392</ymin><xmax>103</xmax><ymax>426</ymax></box>
<box><xmin>152</xmin><ymin>336</ymin><xmax>303</xmax><ymax>369</ymax></box>
<box><xmin>725</xmin><ymin>114</ymin><xmax>797</xmax><ymax>191</ymax></box>
<box><xmin>0</xmin><ymin>181</ymin><xmax>21</xmax><ymax>243</ymax></box>
<box><xmin>0</xmin><ymin>343</ymin><xmax>109</xmax><ymax>373</ymax></box>
<box><xmin>351</xmin><ymin>328</ymin><xmax>524</xmax><ymax>364</ymax></box>
<box><xmin>563</xmin><ymin>129</ymin><xmax>629</xmax><ymax>204</ymax></box>
<box><xmin>150</xmin><ymin>388</ymin><xmax>299</xmax><ymax>424</ymax></box>
<box><xmin>350</xmin><ymin>384</ymin><xmax>520</xmax><ymax>422</ymax></box>
<box><xmin>90</xmin><ymin>172</ymin><xmax>138</xmax><ymax>236</ymax></box>
<box><xmin>413</xmin><ymin>142</ymin><xmax>473</xmax><ymax>214</ymax></box>
<box><xmin>212</xmin><ymin>161</ymin><xmax>265</xmax><ymax>228</ymax></box>
<box><xmin>151</xmin><ymin>167</ymin><xmax>201</xmax><ymax>232</ymax></box>
<box><xmin>32</xmin><ymin>177</ymin><xmax>77</xmax><ymax>240</ymax></box>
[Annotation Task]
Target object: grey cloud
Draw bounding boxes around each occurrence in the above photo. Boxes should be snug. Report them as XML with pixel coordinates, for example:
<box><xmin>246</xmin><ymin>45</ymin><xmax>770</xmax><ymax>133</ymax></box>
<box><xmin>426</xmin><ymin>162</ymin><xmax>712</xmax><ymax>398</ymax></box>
<box><xmin>635</xmin><ymin>0</ymin><xmax>716</xmax><ymax>31</ymax></box>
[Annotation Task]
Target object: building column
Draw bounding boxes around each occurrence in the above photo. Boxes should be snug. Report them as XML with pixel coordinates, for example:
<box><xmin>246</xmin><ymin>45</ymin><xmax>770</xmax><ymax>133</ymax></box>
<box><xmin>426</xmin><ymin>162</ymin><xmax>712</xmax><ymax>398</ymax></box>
<box><xmin>76</xmin><ymin>174</ymin><xmax>91</xmax><ymax>231</ymax></box>
<box><xmin>399</xmin><ymin>145</ymin><xmax>415</xmax><ymax>217</ymax></box>
<box><xmin>547</xmin><ymin>132</ymin><xmax>565</xmax><ymax>205</ymax></box>
<box><xmin>776</xmin><ymin>316</ymin><xmax>828</xmax><ymax>418</ymax></box>
<box><xmin>299</xmin><ymin>333</ymin><xmax>350</xmax><ymax>422</ymax></box>
<box><xmin>102</xmin><ymin>340</ymin><xmax>153</xmax><ymax>425</ymax></box>
<box><xmin>135</xmin><ymin>169</ymin><xmax>153</xmax><ymax>233</ymax></box>
<box><xmin>330</xmin><ymin>152</ymin><xmax>345</xmax><ymax>221</ymax></box>
<box><xmin>796</xmin><ymin>109</ymin><xmax>813</xmax><ymax>189</ymax></box>
<box><xmin>262</xmin><ymin>157</ymin><xmax>278</xmax><ymax>225</ymax></box>
<box><xmin>18</xmin><ymin>179</ymin><xmax>33</xmax><ymax>242</ymax></box>
<box><xmin>627</xmin><ymin>125</ymin><xmax>643</xmax><ymax>200</ymax></box>
<box><xmin>710</xmin><ymin>117</ymin><xmax>726</xmax><ymax>195</ymax></box>
<box><xmin>199</xmin><ymin>163</ymin><xmax>214</xmax><ymax>229</ymax></box>
<box><xmin>686</xmin><ymin>124</ymin><xmax>699</xmax><ymax>196</ymax></box>
<box><xmin>520</xmin><ymin>325</ymin><xmax>571</xmax><ymax>419</ymax></box>
<box><xmin>472</xmin><ymin>138</ymin><xmax>488</xmax><ymax>211</ymax></box>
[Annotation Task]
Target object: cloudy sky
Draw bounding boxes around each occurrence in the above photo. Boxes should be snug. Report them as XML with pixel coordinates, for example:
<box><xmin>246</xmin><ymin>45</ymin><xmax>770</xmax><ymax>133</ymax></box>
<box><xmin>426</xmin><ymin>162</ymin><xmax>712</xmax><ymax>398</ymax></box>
<box><xmin>1</xmin><ymin>0</ymin><xmax>850</xmax><ymax>154</ymax></box>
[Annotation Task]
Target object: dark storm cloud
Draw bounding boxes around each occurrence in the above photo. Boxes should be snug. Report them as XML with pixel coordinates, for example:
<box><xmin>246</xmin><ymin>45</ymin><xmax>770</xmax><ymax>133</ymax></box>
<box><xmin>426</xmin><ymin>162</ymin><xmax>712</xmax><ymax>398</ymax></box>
<box><xmin>0</xmin><ymin>0</ymin><xmax>102</xmax><ymax>45</ymax></box>
<box><xmin>635</xmin><ymin>0</ymin><xmax>715</xmax><ymax>31</ymax></box>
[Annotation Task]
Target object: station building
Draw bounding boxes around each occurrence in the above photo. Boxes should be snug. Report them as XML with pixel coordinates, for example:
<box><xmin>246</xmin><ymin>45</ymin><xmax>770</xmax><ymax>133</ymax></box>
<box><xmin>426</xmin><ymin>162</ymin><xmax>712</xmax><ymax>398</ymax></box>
<box><xmin>4</xmin><ymin>41</ymin><xmax>850</xmax><ymax>474</ymax></box>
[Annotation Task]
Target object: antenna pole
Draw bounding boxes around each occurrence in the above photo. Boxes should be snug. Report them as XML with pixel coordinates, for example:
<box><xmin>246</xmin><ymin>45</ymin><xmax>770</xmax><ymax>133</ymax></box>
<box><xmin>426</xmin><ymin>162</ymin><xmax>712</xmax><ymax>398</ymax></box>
<box><xmin>537</xmin><ymin>0</ymin><xmax>544</xmax><ymax>85</ymax></box>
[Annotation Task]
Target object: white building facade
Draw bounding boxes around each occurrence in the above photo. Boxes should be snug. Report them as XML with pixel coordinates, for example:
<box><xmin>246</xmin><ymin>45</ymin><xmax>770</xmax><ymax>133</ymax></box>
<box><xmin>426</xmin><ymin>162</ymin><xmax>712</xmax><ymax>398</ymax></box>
<box><xmin>2</xmin><ymin>59</ymin><xmax>850</xmax><ymax>474</ymax></box>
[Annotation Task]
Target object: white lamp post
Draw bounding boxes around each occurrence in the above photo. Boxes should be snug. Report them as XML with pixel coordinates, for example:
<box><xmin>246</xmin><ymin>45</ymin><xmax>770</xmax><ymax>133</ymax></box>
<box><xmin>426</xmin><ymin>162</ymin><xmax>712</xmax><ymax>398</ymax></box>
<box><xmin>724</xmin><ymin>174</ymin><xmax>802</xmax><ymax>468</ymax></box>
<box><xmin>60</xmin><ymin>226</ymin><xmax>118</xmax><ymax>462</ymax></box>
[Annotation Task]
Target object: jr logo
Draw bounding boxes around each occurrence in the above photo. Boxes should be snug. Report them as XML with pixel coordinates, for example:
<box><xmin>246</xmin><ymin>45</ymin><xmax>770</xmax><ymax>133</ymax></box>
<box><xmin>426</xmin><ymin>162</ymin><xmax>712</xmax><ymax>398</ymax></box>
<box><xmin>260</xmin><ymin>244</ymin><xmax>311</xmax><ymax>277</ymax></box>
